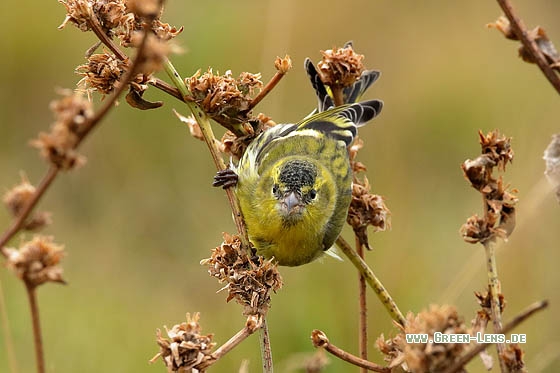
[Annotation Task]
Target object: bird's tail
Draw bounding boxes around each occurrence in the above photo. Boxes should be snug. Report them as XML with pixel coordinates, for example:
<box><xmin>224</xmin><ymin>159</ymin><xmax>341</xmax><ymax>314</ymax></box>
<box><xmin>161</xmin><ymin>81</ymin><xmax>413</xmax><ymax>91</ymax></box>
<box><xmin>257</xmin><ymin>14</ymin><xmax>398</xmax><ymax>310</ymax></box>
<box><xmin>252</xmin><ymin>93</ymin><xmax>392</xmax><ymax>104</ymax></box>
<box><xmin>297</xmin><ymin>100</ymin><xmax>383</xmax><ymax>147</ymax></box>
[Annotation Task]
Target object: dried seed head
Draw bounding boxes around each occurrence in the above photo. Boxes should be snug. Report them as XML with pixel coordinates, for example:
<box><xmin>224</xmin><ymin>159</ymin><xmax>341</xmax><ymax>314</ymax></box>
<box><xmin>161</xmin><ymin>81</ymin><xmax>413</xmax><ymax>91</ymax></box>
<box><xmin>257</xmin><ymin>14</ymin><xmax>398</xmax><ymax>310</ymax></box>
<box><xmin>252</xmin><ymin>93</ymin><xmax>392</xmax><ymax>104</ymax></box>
<box><xmin>126</xmin><ymin>0</ymin><xmax>160</xmax><ymax>19</ymax></box>
<box><xmin>347</xmin><ymin>178</ymin><xmax>391</xmax><ymax>249</ymax></box>
<box><xmin>377</xmin><ymin>305</ymin><xmax>469</xmax><ymax>373</ymax></box>
<box><xmin>129</xmin><ymin>33</ymin><xmax>170</xmax><ymax>75</ymax></box>
<box><xmin>274</xmin><ymin>55</ymin><xmax>292</xmax><ymax>74</ymax></box>
<box><xmin>478</xmin><ymin>130</ymin><xmax>514</xmax><ymax>171</ymax></box>
<box><xmin>150</xmin><ymin>313</ymin><xmax>216</xmax><ymax>372</ymax></box>
<box><xmin>461</xmin><ymin>131</ymin><xmax>518</xmax><ymax>244</ymax></box>
<box><xmin>346</xmin><ymin>137</ymin><xmax>391</xmax><ymax>249</ymax></box>
<box><xmin>5</xmin><ymin>235</ymin><xmax>66</xmax><ymax>287</ymax></box>
<box><xmin>31</xmin><ymin>91</ymin><xmax>92</xmax><ymax>170</ymax></box>
<box><xmin>501</xmin><ymin>344</ymin><xmax>527</xmax><ymax>373</ymax></box>
<box><xmin>2</xmin><ymin>176</ymin><xmax>53</xmax><ymax>231</ymax></box>
<box><xmin>201</xmin><ymin>233</ymin><xmax>283</xmax><ymax>318</ymax></box>
<box><xmin>188</xmin><ymin>69</ymin><xmax>263</xmax><ymax>133</ymax></box>
<box><xmin>317</xmin><ymin>45</ymin><xmax>364</xmax><ymax>88</ymax></box>
<box><xmin>77</xmin><ymin>52</ymin><xmax>130</xmax><ymax>95</ymax></box>
<box><xmin>3</xmin><ymin>175</ymin><xmax>35</xmax><ymax>217</ymax></box>
<box><xmin>58</xmin><ymin>0</ymin><xmax>94</xmax><ymax>31</ymax></box>
<box><xmin>219</xmin><ymin>113</ymin><xmax>276</xmax><ymax>160</ymax></box>
<box><xmin>487</xmin><ymin>16</ymin><xmax>517</xmax><ymax>40</ymax></box>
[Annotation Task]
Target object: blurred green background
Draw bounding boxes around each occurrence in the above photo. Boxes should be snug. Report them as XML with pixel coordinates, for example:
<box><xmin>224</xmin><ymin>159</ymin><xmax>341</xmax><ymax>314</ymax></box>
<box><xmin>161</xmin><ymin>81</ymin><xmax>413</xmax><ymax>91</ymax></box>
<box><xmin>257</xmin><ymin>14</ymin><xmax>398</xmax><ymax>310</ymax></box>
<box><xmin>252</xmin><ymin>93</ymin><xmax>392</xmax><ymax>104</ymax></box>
<box><xmin>0</xmin><ymin>1</ymin><xmax>559</xmax><ymax>372</ymax></box>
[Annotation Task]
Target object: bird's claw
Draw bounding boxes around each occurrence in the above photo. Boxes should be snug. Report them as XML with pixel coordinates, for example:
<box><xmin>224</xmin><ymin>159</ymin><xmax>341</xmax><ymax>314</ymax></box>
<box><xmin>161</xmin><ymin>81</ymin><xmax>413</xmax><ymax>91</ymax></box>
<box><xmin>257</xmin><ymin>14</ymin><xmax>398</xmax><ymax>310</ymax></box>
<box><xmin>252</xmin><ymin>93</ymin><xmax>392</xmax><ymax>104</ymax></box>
<box><xmin>213</xmin><ymin>168</ymin><xmax>238</xmax><ymax>189</ymax></box>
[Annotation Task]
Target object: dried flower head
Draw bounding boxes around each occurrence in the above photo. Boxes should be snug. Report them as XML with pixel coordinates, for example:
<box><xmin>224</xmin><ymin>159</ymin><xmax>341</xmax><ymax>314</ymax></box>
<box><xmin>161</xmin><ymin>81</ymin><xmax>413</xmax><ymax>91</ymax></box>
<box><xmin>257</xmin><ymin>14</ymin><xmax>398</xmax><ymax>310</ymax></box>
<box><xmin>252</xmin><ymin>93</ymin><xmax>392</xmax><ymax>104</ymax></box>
<box><xmin>219</xmin><ymin>113</ymin><xmax>276</xmax><ymax>160</ymax></box>
<box><xmin>201</xmin><ymin>233</ymin><xmax>283</xmax><ymax>318</ymax></box>
<box><xmin>461</xmin><ymin>130</ymin><xmax>518</xmax><ymax>244</ymax></box>
<box><xmin>478</xmin><ymin>130</ymin><xmax>513</xmax><ymax>171</ymax></box>
<box><xmin>317</xmin><ymin>45</ymin><xmax>364</xmax><ymax>88</ymax></box>
<box><xmin>377</xmin><ymin>305</ymin><xmax>469</xmax><ymax>373</ymax></box>
<box><xmin>501</xmin><ymin>344</ymin><xmax>527</xmax><ymax>373</ymax></box>
<box><xmin>3</xmin><ymin>176</ymin><xmax>53</xmax><ymax>231</ymax></box>
<box><xmin>3</xmin><ymin>175</ymin><xmax>35</xmax><ymax>217</ymax></box>
<box><xmin>274</xmin><ymin>55</ymin><xmax>293</xmax><ymax>74</ymax></box>
<box><xmin>31</xmin><ymin>91</ymin><xmax>92</xmax><ymax>170</ymax></box>
<box><xmin>77</xmin><ymin>52</ymin><xmax>130</xmax><ymax>95</ymax></box>
<box><xmin>150</xmin><ymin>313</ymin><xmax>216</xmax><ymax>372</ymax></box>
<box><xmin>5</xmin><ymin>235</ymin><xmax>66</xmax><ymax>287</ymax></box>
<box><xmin>188</xmin><ymin>69</ymin><xmax>263</xmax><ymax>134</ymax></box>
<box><xmin>59</xmin><ymin>0</ymin><xmax>130</xmax><ymax>32</ymax></box>
<box><xmin>346</xmin><ymin>137</ymin><xmax>391</xmax><ymax>249</ymax></box>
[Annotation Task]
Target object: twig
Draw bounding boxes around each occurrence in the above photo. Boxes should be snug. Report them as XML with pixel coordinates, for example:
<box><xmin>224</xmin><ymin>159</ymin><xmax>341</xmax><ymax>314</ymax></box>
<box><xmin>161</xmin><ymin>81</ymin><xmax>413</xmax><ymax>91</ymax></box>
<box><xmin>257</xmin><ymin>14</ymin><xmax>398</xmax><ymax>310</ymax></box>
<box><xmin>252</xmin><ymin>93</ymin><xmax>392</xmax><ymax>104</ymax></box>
<box><xmin>336</xmin><ymin>236</ymin><xmax>406</xmax><ymax>326</ymax></box>
<box><xmin>495</xmin><ymin>0</ymin><xmax>560</xmax><ymax>95</ymax></box>
<box><xmin>24</xmin><ymin>282</ymin><xmax>44</xmax><ymax>373</ymax></box>
<box><xmin>1</xmin><ymin>21</ymin><xmax>152</xmax><ymax>256</ymax></box>
<box><xmin>248</xmin><ymin>70</ymin><xmax>287</xmax><ymax>110</ymax></box>
<box><xmin>162</xmin><ymin>58</ymin><xmax>249</xmax><ymax>247</ymax></box>
<box><xmin>148</xmin><ymin>77</ymin><xmax>183</xmax><ymax>102</ymax></box>
<box><xmin>87</xmin><ymin>12</ymin><xmax>128</xmax><ymax>62</ymax></box>
<box><xmin>196</xmin><ymin>319</ymin><xmax>259</xmax><ymax>370</ymax></box>
<box><xmin>331</xmin><ymin>86</ymin><xmax>344</xmax><ymax>106</ymax></box>
<box><xmin>443</xmin><ymin>299</ymin><xmax>549</xmax><ymax>373</ymax></box>
<box><xmin>1</xmin><ymin>22</ymin><xmax>153</xmax><ymax>373</ymax></box>
<box><xmin>311</xmin><ymin>330</ymin><xmax>390</xmax><ymax>373</ymax></box>
<box><xmin>259</xmin><ymin>318</ymin><xmax>273</xmax><ymax>373</ymax></box>
<box><xmin>483</xmin><ymin>239</ymin><xmax>507</xmax><ymax>372</ymax></box>
<box><xmin>356</xmin><ymin>237</ymin><xmax>368</xmax><ymax>373</ymax></box>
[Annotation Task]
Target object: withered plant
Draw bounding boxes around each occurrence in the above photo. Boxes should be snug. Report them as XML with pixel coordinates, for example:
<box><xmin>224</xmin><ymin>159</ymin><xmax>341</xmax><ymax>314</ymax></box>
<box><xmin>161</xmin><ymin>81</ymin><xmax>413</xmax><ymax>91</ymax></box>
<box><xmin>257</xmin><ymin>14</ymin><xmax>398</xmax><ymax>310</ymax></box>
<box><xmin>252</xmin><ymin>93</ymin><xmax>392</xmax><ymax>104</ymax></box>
<box><xmin>1</xmin><ymin>0</ymin><xmax>557</xmax><ymax>373</ymax></box>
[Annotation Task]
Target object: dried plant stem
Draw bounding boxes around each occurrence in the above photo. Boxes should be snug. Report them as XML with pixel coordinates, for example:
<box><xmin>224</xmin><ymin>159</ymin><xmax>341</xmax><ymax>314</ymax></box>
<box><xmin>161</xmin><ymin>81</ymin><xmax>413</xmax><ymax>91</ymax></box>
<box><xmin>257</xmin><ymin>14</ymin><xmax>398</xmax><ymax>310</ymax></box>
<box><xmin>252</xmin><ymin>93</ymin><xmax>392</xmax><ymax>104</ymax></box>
<box><xmin>248</xmin><ymin>70</ymin><xmax>287</xmax><ymax>110</ymax></box>
<box><xmin>0</xmin><ymin>167</ymin><xmax>58</xmax><ymax>256</ymax></box>
<box><xmin>336</xmin><ymin>236</ymin><xmax>405</xmax><ymax>326</ymax></box>
<box><xmin>1</xmin><ymin>23</ymin><xmax>152</xmax><ymax>257</ymax></box>
<box><xmin>443</xmin><ymin>299</ymin><xmax>549</xmax><ymax>373</ymax></box>
<box><xmin>331</xmin><ymin>86</ymin><xmax>344</xmax><ymax>106</ymax></box>
<box><xmin>1</xmin><ymin>24</ymin><xmax>152</xmax><ymax>373</ymax></box>
<box><xmin>356</xmin><ymin>237</ymin><xmax>368</xmax><ymax>372</ymax></box>
<box><xmin>0</xmin><ymin>278</ymin><xmax>18</xmax><ymax>373</ymax></box>
<box><xmin>196</xmin><ymin>322</ymin><xmax>258</xmax><ymax>370</ymax></box>
<box><xmin>149</xmin><ymin>77</ymin><xmax>183</xmax><ymax>101</ymax></box>
<box><xmin>483</xmin><ymin>239</ymin><xmax>507</xmax><ymax>372</ymax></box>
<box><xmin>162</xmin><ymin>58</ymin><xmax>273</xmax><ymax>371</ymax></box>
<box><xmin>87</xmin><ymin>12</ymin><xmax>128</xmax><ymax>61</ymax></box>
<box><xmin>311</xmin><ymin>330</ymin><xmax>390</xmax><ymax>373</ymax></box>
<box><xmin>495</xmin><ymin>0</ymin><xmax>560</xmax><ymax>95</ymax></box>
<box><xmin>259</xmin><ymin>319</ymin><xmax>273</xmax><ymax>373</ymax></box>
<box><xmin>162</xmin><ymin>58</ymin><xmax>249</xmax><ymax>247</ymax></box>
<box><xmin>24</xmin><ymin>282</ymin><xmax>44</xmax><ymax>373</ymax></box>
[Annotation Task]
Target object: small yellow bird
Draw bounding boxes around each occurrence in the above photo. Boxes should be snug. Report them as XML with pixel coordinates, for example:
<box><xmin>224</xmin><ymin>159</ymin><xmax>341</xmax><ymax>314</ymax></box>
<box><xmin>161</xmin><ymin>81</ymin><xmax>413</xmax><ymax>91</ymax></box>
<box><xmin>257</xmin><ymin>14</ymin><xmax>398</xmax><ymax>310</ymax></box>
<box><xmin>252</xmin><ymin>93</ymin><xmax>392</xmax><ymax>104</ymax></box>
<box><xmin>214</xmin><ymin>61</ymin><xmax>382</xmax><ymax>266</ymax></box>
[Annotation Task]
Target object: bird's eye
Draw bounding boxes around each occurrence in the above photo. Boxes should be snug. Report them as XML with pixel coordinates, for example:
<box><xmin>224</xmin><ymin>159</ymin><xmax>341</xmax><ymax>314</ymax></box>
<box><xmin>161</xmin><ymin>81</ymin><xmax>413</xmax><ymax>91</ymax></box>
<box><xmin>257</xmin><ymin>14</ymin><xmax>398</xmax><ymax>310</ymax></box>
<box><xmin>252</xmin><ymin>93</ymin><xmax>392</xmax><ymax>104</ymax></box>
<box><xmin>309</xmin><ymin>189</ymin><xmax>317</xmax><ymax>199</ymax></box>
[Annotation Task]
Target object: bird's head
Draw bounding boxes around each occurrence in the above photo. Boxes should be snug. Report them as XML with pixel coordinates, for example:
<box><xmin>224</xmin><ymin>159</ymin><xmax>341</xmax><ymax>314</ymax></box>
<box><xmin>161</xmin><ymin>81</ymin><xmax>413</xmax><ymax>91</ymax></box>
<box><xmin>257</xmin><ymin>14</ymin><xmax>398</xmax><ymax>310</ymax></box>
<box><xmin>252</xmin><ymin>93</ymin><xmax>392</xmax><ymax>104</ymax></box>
<box><xmin>268</xmin><ymin>158</ymin><xmax>333</xmax><ymax>225</ymax></box>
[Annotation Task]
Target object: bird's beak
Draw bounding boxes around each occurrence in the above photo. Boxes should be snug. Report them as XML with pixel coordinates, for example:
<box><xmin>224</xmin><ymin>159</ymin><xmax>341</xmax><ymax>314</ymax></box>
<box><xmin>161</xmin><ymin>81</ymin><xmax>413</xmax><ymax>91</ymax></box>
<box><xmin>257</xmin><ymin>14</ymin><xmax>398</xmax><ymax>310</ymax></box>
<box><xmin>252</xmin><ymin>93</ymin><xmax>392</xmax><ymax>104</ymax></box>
<box><xmin>282</xmin><ymin>191</ymin><xmax>302</xmax><ymax>214</ymax></box>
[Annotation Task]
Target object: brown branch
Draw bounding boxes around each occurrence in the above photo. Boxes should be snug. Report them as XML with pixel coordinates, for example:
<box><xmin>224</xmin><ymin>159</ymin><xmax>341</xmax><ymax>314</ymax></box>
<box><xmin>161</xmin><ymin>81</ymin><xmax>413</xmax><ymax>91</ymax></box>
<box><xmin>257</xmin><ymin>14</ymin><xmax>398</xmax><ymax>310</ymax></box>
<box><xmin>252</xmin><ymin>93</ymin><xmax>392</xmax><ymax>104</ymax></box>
<box><xmin>331</xmin><ymin>86</ymin><xmax>344</xmax><ymax>106</ymax></box>
<box><xmin>495</xmin><ymin>0</ymin><xmax>560</xmax><ymax>94</ymax></box>
<box><xmin>356</xmin><ymin>236</ymin><xmax>368</xmax><ymax>373</ymax></box>
<box><xmin>196</xmin><ymin>318</ymin><xmax>260</xmax><ymax>370</ymax></box>
<box><xmin>248</xmin><ymin>70</ymin><xmax>286</xmax><ymax>110</ymax></box>
<box><xmin>25</xmin><ymin>282</ymin><xmax>44</xmax><ymax>373</ymax></box>
<box><xmin>311</xmin><ymin>330</ymin><xmax>390</xmax><ymax>373</ymax></box>
<box><xmin>1</xmin><ymin>22</ymin><xmax>152</xmax><ymax>256</ymax></box>
<box><xmin>148</xmin><ymin>78</ymin><xmax>183</xmax><ymax>102</ymax></box>
<box><xmin>87</xmin><ymin>14</ymin><xmax>128</xmax><ymax>62</ymax></box>
<box><xmin>443</xmin><ymin>299</ymin><xmax>549</xmax><ymax>373</ymax></box>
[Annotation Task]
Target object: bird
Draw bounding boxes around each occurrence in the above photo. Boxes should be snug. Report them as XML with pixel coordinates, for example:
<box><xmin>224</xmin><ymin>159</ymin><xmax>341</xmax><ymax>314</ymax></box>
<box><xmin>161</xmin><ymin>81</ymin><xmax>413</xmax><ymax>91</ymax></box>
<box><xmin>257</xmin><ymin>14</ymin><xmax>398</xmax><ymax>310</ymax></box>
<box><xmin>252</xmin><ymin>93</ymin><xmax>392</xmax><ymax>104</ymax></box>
<box><xmin>213</xmin><ymin>59</ymin><xmax>383</xmax><ymax>266</ymax></box>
